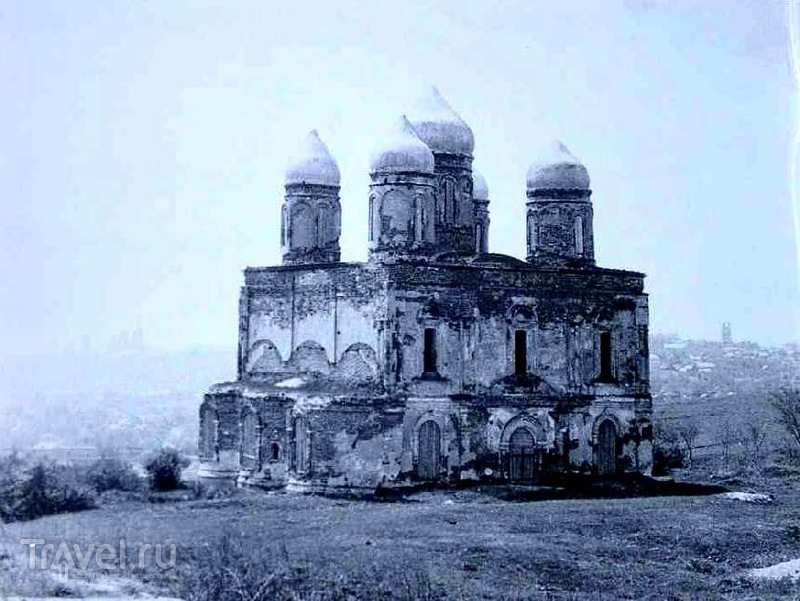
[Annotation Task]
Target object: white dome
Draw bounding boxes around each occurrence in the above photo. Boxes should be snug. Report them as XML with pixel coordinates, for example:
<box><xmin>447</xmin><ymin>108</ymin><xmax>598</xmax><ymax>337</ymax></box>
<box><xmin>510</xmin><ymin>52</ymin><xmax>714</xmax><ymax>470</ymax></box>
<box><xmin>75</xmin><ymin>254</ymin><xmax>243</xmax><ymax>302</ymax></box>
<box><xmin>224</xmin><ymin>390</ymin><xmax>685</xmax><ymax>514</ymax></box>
<box><xmin>526</xmin><ymin>140</ymin><xmax>590</xmax><ymax>190</ymax></box>
<box><xmin>285</xmin><ymin>130</ymin><xmax>340</xmax><ymax>187</ymax></box>
<box><xmin>408</xmin><ymin>86</ymin><xmax>475</xmax><ymax>156</ymax></box>
<box><xmin>370</xmin><ymin>116</ymin><xmax>435</xmax><ymax>175</ymax></box>
<box><xmin>472</xmin><ymin>169</ymin><xmax>489</xmax><ymax>201</ymax></box>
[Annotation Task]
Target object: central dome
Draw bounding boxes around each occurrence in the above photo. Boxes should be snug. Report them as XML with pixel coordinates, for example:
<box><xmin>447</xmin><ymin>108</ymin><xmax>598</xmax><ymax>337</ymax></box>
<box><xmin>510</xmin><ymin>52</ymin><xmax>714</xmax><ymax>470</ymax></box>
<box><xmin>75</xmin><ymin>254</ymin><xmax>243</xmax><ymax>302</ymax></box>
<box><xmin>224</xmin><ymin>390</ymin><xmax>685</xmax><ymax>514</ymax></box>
<box><xmin>370</xmin><ymin>116</ymin><xmax>435</xmax><ymax>175</ymax></box>
<box><xmin>526</xmin><ymin>140</ymin><xmax>590</xmax><ymax>191</ymax></box>
<box><xmin>408</xmin><ymin>86</ymin><xmax>475</xmax><ymax>156</ymax></box>
<box><xmin>285</xmin><ymin>130</ymin><xmax>340</xmax><ymax>187</ymax></box>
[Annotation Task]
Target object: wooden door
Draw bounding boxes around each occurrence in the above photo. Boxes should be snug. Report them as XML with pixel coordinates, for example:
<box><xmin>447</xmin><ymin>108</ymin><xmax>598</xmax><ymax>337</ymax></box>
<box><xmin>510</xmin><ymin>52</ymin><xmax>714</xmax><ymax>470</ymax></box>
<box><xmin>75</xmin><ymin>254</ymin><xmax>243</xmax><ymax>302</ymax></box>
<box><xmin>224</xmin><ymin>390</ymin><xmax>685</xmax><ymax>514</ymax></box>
<box><xmin>596</xmin><ymin>420</ymin><xmax>617</xmax><ymax>475</ymax></box>
<box><xmin>417</xmin><ymin>421</ymin><xmax>441</xmax><ymax>480</ymax></box>
<box><xmin>509</xmin><ymin>428</ymin><xmax>540</xmax><ymax>481</ymax></box>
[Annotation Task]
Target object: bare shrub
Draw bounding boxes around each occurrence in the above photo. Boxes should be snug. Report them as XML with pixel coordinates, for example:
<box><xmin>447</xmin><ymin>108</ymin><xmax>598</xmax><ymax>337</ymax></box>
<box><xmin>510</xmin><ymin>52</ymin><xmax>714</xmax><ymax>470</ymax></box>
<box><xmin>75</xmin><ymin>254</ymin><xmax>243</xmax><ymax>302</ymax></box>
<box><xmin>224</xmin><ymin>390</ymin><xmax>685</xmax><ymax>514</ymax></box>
<box><xmin>718</xmin><ymin>420</ymin><xmax>741</xmax><ymax>468</ymax></box>
<box><xmin>652</xmin><ymin>420</ymin><xmax>684</xmax><ymax>476</ymax></box>
<box><xmin>770</xmin><ymin>388</ymin><xmax>800</xmax><ymax>462</ymax></box>
<box><xmin>741</xmin><ymin>421</ymin><xmax>769</xmax><ymax>468</ymax></box>
<box><xmin>676</xmin><ymin>421</ymin><xmax>700</xmax><ymax>466</ymax></box>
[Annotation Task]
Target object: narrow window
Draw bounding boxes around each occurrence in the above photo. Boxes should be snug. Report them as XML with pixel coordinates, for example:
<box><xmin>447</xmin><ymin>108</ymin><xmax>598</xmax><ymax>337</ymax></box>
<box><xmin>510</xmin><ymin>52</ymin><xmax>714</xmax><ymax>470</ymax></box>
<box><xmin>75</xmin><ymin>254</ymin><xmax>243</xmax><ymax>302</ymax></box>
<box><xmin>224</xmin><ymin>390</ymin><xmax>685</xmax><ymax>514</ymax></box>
<box><xmin>476</xmin><ymin>223</ymin><xmax>483</xmax><ymax>253</ymax></box>
<box><xmin>575</xmin><ymin>216</ymin><xmax>584</xmax><ymax>255</ymax></box>
<box><xmin>423</xmin><ymin>328</ymin><xmax>437</xmax><ymax>373</ymax></box>
<box><xmin>514</xmin><ymin>330</ymin><xmax>527</xmax><ymax>375</ymax></box>
<box><xmin>444</xmin><ymin>178</ymin><xmax>457</xmax><ymax>224</ymax></box>
<box><xmin>599</xmin><ymin>331</ymin><xmax>613</xmax><ymax>381</ymax></box>
<box><xmin>271</xmin><ymin>442</ymin><xmax>280</xmax><ymax>462</ymax></box>
<box><xmin>368</xmin><ymin>196</ymin><xmax>374</xmax><ymax>242</ymax></box>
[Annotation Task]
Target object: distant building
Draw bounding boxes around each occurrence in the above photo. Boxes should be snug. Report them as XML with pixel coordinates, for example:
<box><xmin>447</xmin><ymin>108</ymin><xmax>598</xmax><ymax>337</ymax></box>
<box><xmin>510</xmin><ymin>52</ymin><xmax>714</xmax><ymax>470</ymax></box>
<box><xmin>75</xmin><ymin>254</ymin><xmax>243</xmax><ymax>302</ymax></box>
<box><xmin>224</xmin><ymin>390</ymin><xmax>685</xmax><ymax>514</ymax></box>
<box><xmin>722</xmin><ymin>322</ymin><xmax>733</xmax><ymax>345</ymax></box>
<box><xmin>198</xmin><ymin>88</ymin><xmax>653</xmax><ymax>491</ymax></box>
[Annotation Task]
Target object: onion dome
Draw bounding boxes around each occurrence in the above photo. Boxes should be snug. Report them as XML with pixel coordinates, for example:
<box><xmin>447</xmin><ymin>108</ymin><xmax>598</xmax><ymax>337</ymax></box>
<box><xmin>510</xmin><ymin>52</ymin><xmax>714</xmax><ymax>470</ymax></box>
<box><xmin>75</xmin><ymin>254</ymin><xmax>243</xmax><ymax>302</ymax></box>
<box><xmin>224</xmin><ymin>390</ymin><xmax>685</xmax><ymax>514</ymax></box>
<box><xmin>370</xmin><ymin>116</ymin><xmax>435</xmax><ymax>175</ymax></box>
<box><xmin>285</xmin><ymin>130</ymin><xmax>340</xmax><ymax>186</ymax></box>
<box><xmin>408</xmin><ymin>86</ymin><xmax>475</xmax><ymax>156</ymax></box>
<box><xmin>526</xmin><ymin>140</ymin><xmax>590</xmax><ymax>191</ymax></box>
<box><xmin>472</xmin><ymin>169</ymin><xmax>489</xmax><ymax>201</ymax></box>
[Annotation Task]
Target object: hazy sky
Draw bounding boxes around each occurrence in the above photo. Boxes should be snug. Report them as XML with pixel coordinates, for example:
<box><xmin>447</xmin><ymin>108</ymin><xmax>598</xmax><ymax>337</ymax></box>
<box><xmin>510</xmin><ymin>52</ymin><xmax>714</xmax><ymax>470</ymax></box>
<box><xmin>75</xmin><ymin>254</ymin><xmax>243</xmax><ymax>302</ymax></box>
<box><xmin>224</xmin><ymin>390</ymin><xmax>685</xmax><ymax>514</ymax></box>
<box><xmin>1</xmin><ymin>0</ymin><xmax>797</xmax><ymax>354</ymax></box>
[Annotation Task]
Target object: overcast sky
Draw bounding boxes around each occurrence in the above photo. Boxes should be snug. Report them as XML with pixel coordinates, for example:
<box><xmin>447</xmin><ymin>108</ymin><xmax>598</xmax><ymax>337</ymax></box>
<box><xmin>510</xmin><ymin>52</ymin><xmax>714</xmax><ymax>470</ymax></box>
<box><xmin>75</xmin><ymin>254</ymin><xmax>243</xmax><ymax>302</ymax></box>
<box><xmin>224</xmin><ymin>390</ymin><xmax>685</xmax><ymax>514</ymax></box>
<box><xmin>1</xmin><ymin>0</ymin><xmax>797</xmax><ymax>354</ymax></box>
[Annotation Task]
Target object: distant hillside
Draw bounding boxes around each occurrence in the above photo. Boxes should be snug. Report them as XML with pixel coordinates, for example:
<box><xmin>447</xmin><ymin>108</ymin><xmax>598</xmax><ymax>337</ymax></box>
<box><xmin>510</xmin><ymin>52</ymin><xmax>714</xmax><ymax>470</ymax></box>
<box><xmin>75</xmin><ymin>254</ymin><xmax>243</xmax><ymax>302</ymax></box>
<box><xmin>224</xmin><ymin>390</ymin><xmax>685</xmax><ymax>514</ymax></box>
<box><xmin>0</xmin><ymin>338</ymin><xmax>798</xmax><ymax>461</ymax></box>
<box><xmin>650</xmin><ymin>334</ymin><xmax>800</xmax><ymax>453</ymax></box>
<box><xmin>0</xmin><ymin>348</ymin><xmax>235</xmax><ymax>457</ymax></box>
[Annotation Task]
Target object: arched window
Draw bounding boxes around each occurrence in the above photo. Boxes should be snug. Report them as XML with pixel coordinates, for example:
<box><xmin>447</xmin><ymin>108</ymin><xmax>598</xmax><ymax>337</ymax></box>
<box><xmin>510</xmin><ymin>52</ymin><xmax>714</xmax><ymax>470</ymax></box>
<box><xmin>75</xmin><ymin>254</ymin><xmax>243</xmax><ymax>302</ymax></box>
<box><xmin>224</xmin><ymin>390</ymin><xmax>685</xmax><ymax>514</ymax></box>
<box><xmin>442</xmin><ymin>178</ymin><xmax>458</xmax><ymax>225</ymax></box>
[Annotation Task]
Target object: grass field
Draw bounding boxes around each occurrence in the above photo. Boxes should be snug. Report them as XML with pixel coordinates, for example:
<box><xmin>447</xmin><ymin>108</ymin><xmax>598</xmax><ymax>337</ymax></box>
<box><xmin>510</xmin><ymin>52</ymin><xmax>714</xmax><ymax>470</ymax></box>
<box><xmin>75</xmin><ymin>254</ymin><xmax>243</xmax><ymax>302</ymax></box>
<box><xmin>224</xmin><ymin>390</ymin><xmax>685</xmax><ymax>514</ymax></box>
<box><xmin>3</xmin><ymin>466</ymin><xmax>800</xmax><ymax>600</ymax></box>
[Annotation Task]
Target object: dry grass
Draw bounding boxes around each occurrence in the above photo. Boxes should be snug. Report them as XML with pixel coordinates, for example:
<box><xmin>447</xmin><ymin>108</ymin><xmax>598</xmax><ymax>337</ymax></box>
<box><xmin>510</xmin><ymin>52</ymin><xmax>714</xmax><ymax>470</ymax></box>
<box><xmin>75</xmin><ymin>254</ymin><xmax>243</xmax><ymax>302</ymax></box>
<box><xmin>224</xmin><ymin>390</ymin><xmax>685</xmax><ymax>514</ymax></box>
<box><xmin>2</xmin><ymin>468</ymin><xmax>800</xmax><ymax>599</ymax></box>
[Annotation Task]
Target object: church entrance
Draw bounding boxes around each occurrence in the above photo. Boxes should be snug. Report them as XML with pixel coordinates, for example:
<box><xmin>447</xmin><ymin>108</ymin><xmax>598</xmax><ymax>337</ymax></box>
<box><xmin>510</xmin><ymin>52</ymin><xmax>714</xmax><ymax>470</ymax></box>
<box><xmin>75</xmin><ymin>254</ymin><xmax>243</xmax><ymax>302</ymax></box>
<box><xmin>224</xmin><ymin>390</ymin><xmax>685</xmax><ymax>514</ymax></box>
<box><xmin>596</xmin><ymin>420</ymin><xmax>618</xmax><ymax>475</ymax></box>
<box><xmin>417</xmin><ymin>420</ymin><xmax>441</xmax><ymax>480</ymax></box>
<box><xmin>508</xmin><ymin>427</ymin><xmax>542</xmax><ymax>482</ymax></box>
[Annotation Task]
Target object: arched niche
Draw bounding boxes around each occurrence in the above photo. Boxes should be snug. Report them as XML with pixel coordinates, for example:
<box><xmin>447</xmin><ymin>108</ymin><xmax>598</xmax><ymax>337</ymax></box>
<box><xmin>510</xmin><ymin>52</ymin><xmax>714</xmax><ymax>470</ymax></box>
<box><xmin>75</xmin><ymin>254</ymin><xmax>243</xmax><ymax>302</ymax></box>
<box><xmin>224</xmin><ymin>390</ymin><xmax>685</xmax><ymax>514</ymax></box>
<box><xmin>290</xmin><ymin>202</ymin><xmax>316</xmax><ymax>249</ymax></box>
<box><xmin>289</xmin><ymin>340</ymin><xmax>330</xmax><ymax>374</ymax></box>
<box><xmin>379</xmin><ymin>189</ymin><xmax>412</xmax><ymax>239</ymax></box>
<box><xmin>336</xmin><ymin>343</ymin><xmax>378</xmax><ymax>381</ymax></box>
<box><xmin>247</xmin><ymin>339</ymin><xmax>283</xmax><ymax>375</ymax></box>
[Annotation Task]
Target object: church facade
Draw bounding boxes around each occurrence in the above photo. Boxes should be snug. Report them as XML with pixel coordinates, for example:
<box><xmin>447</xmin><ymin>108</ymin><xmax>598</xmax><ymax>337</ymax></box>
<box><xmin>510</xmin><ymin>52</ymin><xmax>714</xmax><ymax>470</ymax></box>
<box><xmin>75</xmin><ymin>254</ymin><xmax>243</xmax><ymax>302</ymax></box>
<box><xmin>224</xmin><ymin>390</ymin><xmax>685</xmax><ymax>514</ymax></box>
<box><xmin>198</xmin><ymin>88</ymin><xmax>653</xmax><ymax>492</ymax></box>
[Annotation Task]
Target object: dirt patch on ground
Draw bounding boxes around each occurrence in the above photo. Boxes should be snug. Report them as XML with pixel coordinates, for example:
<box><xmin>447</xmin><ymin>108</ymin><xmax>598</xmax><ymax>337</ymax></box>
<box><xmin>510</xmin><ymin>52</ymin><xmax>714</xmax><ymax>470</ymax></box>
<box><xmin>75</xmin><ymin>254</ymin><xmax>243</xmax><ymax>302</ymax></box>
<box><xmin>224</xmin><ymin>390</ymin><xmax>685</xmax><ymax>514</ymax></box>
<box><xmin>373</xmin><ymin>473</ymin><xmax>728</xmax><ymax>503</ymax></box>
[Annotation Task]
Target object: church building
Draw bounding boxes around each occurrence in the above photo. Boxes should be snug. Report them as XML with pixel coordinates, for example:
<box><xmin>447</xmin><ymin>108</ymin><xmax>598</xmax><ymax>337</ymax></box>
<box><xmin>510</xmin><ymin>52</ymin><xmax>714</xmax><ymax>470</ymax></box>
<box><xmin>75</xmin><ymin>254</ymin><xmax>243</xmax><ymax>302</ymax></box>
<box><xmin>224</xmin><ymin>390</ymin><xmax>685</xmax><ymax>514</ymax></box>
<box><xmin>198</xmin><ymin>88</ymin><xmax>653</xmax><ymax>491</ymax></box>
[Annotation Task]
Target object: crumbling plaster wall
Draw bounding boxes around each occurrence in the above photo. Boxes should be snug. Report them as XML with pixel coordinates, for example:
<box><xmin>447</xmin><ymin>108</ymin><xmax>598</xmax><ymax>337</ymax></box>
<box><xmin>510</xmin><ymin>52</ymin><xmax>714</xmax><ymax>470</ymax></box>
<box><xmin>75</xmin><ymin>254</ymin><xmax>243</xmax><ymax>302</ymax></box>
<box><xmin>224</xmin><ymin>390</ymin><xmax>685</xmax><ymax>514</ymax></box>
<box><xmin>243</xmin><ymin>264</ymin><xmax>386</xmax><ymax>376</ymax></box>
<box><xmin>383</xmin><ymin>264</ymin><xmax>648</xmax><ymax>396</ymax></box>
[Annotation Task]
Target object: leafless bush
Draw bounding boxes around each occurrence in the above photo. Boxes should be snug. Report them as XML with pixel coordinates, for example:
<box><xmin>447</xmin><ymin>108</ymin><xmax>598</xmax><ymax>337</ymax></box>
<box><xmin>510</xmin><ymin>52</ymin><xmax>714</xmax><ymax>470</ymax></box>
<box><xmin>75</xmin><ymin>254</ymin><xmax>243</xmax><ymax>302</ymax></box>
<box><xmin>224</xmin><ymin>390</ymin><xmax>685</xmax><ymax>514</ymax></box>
<box><xmin>653</xmin><ymin>420</ymin><xmax>685</xmax><ymax>475</ymax></box>
<box><xmin>718</xmin><ymin>420</ymin><xmax>741</xmax><ymax>468</ymax></box>
<box><xmin>675</xmin><ymin>421</ymin><xmax>700</xmax><ymax>466</ymax></box>
<box><xmin>770</xmin><ymin>388</ymin><xmax>800</xmax><ymax>462</ymax></box>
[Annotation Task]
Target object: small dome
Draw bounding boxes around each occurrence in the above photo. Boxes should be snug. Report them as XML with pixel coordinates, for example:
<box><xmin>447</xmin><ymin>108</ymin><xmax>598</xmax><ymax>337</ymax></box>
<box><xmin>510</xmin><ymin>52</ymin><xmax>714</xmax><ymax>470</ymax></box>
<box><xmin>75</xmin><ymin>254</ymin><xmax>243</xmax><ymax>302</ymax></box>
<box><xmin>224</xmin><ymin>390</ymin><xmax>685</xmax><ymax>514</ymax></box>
<box><xmin>285</xmin><ymin>130</ymin><xmax>340</xmax><ymax>186</ymax></box>
<box><xmin>472</xmin><ymin>169</ymin><xmax>489</xmax><ymax>201</ymax></box>
<box><xmin>526</xmin><ymin>140</ymin><xmax>590</xmax><ymax>190</ymax></box>
<box><xmin>370</xmin><ymin>116</ymin><xmax>435</xmax><ymax>175</ymax></box>
<box><xmin>408</xmin><ymin>86</ymin><xmax>475</xmax><ymax>156</ymax></box>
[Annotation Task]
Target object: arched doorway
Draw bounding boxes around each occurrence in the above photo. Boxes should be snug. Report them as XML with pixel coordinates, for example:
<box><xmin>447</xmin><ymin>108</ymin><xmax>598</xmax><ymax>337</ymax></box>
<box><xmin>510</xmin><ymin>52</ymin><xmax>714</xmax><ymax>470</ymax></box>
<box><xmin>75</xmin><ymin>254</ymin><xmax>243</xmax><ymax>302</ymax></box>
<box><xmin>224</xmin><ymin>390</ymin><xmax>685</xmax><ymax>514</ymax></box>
<box><xmin>417</xmin><ymin>420</ymin><xmax>441</xmax><ymax>480</ymax></box>
<box><xmin>508</xmin><ymin>427</ymin><xmax>541</xmax><ymax>481</ymax></box>
<box><xmin>596</xmin><ymin>420</ymin><xmax>618</xmax><ymax>475</ymax></box>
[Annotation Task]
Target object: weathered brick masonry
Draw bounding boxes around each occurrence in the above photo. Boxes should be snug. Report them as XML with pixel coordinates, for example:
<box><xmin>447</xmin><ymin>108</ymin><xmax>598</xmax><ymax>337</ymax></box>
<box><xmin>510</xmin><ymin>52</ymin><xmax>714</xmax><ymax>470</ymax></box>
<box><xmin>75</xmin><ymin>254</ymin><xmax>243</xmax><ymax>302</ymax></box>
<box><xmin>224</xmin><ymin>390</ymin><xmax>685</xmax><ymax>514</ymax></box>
<box><xmin>198</xmin><ymin>89</ymin><xmax>653</xmax><ymax>491</ymax></box>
